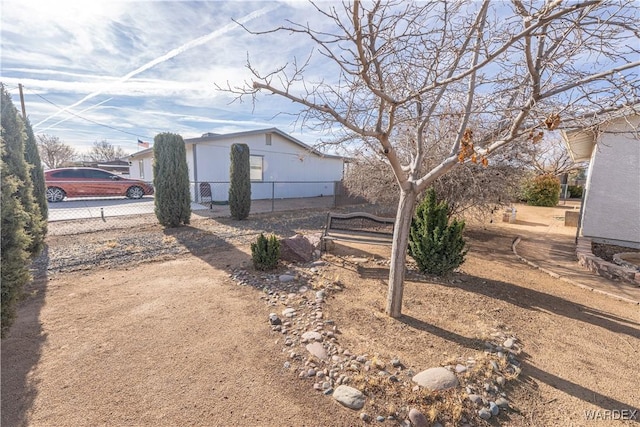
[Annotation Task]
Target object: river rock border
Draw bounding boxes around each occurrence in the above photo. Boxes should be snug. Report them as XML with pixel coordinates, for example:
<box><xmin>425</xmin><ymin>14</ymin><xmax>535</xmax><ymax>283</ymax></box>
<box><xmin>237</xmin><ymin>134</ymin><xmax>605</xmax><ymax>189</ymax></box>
<box><xmin>229</xmin><ymin>257</ymin><xmax>523</xmax><ymax>425</ymax></box>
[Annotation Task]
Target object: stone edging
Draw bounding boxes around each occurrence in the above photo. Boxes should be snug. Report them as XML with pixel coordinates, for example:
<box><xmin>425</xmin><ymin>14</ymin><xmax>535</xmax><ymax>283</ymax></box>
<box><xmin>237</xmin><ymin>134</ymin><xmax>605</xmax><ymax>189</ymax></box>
<box><xmin>575</xmin><ymin>237</ymin><xmax>640</xmax><ymax>286</ymax></box>
<box><xmin>511</xmin><ymin>237</ymin><xmax>640</xmax><ymax>305</ymax></box>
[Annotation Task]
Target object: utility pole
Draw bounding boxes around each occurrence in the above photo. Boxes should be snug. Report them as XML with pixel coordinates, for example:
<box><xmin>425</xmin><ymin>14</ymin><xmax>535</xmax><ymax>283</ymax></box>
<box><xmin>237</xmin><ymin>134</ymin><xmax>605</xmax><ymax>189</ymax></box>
<box><xmin>18</xmin><ymin>83</ymin><xmax>27</xmax><ymax>119</ymax></box>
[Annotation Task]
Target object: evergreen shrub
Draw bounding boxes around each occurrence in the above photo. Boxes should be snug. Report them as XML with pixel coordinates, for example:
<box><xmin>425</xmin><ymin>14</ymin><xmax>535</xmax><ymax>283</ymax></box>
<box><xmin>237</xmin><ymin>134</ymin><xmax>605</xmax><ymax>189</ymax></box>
<box><xmin>251</xmin><ymin>233</ymin><xmax>280</xmax><ymax>271</ymax></box>
<box><xmin>153</xmin><ymin>132</ymin><xmax>191</xmax><ymax>227</ymax></box>
<box><xmin>525</xmin><ymin>174</ymin><xmax>561</xmax><ymax>206</ymax></box>
<box><xmin>408</xmin><ymin>188</ymin><xmax>467</xmax><ymax>276</ymax></box>
<box><xmin>229</xmin><ymin>143</ymin><xmax>251</xmax><ymax>220</ymax></box>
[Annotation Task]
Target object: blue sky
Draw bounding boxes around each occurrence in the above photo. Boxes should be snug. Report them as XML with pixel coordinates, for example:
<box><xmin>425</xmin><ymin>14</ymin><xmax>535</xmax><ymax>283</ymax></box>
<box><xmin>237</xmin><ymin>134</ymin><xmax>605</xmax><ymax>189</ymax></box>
<box><xmin>1</xmin><ymin>0</ymin><xmax>328</xmax><ymax>155</ymax></box>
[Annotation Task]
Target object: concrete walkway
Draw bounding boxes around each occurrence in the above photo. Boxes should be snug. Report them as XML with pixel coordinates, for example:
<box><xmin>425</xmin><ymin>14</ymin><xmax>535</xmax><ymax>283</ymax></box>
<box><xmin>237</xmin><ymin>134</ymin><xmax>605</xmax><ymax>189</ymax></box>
<box><xmin>500</xmin><ymin>203</ymin><xmax>640</xmax><ymax>305</ymax></box>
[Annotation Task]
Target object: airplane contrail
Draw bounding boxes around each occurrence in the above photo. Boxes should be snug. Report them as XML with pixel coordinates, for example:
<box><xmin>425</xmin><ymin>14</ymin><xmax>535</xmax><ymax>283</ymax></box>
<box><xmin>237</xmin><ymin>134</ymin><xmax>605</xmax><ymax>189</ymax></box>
<box><xmin>34</xmin><ymin>4</ymin><xmax>280</xmax><ymax>129</ymax></box>
<box><xmin>38</xmin><ymin>97</ymin><xmax>113</xmax><ymax>133</ymax></box>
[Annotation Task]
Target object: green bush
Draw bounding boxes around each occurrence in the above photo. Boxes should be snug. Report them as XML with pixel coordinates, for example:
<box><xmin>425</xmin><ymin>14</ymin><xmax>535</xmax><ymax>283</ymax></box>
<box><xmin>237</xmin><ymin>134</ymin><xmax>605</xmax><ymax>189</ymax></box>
<box><xmin>525</xmin><ymin>174</ymin><xmax>561</xmax><ymax>206</ymax></box>
<box><xmin>1</xmin><ymin>85</ymin><xmax>46</xmax><ymax>257</ymax></box>
<box><xmin>408</xmin><ymin>188</ymin><xmax>467</xmax><ymax>276</ymax></box>
<box><xmin>251</xmin><ymin>233</ymin><xmax>280</xmax><ymax>271</ymax></box>
<box><xmin>229</xmin><ymin>143</ymin><xmax>251</xmax><ymax>220</ymax></box>
<box><xmin>23</xmin><ymin>117</ymin><xmax>48</xmax><ymax>242</ymax></box>
<box><xmin>568</xmin><ymin>185</ymin><xmax>584</xmax><ymax>199</ymax></box>
<box><xmin>153</xmin><ymin>132</ymin><xmax>191</xmax><ymax>227</ymax></box>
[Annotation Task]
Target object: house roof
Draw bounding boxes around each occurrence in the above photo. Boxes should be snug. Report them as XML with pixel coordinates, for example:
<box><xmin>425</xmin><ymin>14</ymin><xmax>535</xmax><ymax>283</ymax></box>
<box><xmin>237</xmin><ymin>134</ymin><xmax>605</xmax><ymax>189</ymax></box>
<box><xmin>560</xmin><ymin>128</ymin><xmax>597</xmax><ymax>163</ymax></box>
<box><xmin>560</xmin><ymin>110</ymin><xmax>640</xmax><ymax>163</ymax></box>
<box><xmin>128</xmin><ymin>128</ymin><xmax>344</xmax><ymax>160</ymax></box>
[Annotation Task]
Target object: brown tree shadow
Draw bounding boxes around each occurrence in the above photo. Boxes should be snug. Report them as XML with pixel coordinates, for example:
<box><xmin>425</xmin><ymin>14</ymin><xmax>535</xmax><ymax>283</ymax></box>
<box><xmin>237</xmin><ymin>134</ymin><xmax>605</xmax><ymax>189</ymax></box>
<box><xmin>2</xmin><ymin>246</ymin><xmax>50</xmax><ymax>427</ymax></box>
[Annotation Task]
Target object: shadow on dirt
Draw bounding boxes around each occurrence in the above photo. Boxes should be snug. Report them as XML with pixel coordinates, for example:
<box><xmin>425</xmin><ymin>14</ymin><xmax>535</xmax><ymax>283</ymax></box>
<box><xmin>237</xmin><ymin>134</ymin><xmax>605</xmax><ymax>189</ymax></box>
<box><xmin>446</xmin><ymin>273</ymin><xmax>640</xmax><ymax>337</ymax></box>
<box><xmin>517</xmin><ymin>358</ymin><xmax>640</xmax><ymax>423</ymax></box>
<box><xmin>397</xmin><ymin>314</ymin><xmax>486</xmax><ymax>352</ymax></box>
<box><xmin>1</xmin><ymin>246</ymin><xmax>50</xmax><ymax>427</ymax></box>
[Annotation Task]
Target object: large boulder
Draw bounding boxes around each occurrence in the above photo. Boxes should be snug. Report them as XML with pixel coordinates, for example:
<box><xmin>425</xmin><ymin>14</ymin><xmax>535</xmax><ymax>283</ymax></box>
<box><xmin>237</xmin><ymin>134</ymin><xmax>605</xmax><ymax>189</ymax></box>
<box><xmin>279</xmin><ymin>234</ymin><xmax>316</xmax><ymax>263</ymax></box>
<box><xmin>333</xmin><ymin>385</ymin><xmax>365</xmax><ymax>410</ymax></box>
<box><xmin>412</xmin><ymin>367</ymin><xmax>459</xmax><ymax>391</ymax></box>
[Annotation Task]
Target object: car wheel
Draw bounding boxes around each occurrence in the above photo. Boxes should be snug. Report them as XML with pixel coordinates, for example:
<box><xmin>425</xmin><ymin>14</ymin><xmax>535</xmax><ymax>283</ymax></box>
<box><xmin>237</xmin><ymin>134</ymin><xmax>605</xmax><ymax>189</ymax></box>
<box><xmin>126</xmin><ymin>186</ymin><xmax>145</xmax><ymax>199</ymax></box>
<box><xmin>46</xmin><ymin>187</ymin><xmax>66</xmax><ymax>202</ymax></box>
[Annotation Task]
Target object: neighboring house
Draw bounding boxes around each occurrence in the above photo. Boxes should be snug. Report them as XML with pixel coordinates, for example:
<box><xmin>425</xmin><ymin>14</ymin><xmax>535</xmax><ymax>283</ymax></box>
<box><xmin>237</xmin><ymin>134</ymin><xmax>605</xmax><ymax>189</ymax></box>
<box><xmin>128</xmin><ymin>128</ymin><xmax>345</xmax><ymax>202</ymax></box>
<box><xmin>561</xmin><ymin>114</ymin><xmax>640</xmax><ymax>249</ymax></box>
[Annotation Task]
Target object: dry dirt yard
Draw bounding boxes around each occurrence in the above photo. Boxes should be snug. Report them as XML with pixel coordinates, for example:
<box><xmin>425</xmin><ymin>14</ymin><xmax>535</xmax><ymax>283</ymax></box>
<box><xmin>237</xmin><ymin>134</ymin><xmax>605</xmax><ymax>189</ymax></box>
<box><xmin>2</xmin><ymin>206</ymin><xmax>639</xmax><ymax>427</ymax></box>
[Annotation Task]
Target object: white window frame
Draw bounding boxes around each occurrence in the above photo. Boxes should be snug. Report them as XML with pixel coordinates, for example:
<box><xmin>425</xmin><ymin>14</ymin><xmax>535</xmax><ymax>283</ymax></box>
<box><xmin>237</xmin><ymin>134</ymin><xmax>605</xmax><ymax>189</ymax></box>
<box><xmin>250</xmin><ymin>155</ymin><xmax>263</xmax><ymax>181</ymax></box>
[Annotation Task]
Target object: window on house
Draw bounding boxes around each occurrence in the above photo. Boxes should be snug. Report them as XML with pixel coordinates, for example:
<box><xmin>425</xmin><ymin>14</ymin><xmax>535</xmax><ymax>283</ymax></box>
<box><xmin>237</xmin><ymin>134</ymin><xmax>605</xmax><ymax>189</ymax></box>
<box><xmin>265</xmin><ymin>133</ymin><xmax>272</xmax><ymax>145</ymax></box>
<box><xmin>250</xmin><ymin>155</ymin><xmax>263</xmax><ymax>181</ymax></box>
<box><xmin>138</xmin><ymin>160</ymin><xmax>145</xmax><ymax>180</ymax></box>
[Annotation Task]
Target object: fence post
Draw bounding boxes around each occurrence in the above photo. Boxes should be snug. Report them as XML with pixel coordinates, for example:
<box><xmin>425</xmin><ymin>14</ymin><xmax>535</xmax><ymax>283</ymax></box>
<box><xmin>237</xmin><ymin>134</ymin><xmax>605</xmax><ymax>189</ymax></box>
<box><xmin>271</xmin><ymin>181</ymin><xmax>275</xmax><ymax>212</ymax></box>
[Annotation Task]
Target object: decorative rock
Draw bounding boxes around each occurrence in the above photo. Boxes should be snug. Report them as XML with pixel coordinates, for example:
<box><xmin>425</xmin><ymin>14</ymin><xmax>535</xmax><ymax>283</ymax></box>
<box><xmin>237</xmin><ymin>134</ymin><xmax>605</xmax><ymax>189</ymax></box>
<box><xmin>268</xmin><ymin>313</ymin><xmax>282</xmax><ymax>325</ymax></box>
<box><xmin>503</xmin><ymin>338</ymin><xmax>515</xmax><ymax>349</ymax></box>
<box><xmin>311</xmin><ymin>260</ymin><xmax>326</xmax><ymax>267</ymax></box>
<box><xmin>333</xmin><ymin>385</ymin><xmax>366</xmax><ymax>410</ymax></box>
<box><xmin>306</xmin><ymin>342</ymin><xmax>328</xmax><ymax>360</ymax></box>
<box><xmin>489</xmin><ymin>401</ymin><xmax>500</xmax><ymax>416</ymax></box>
<box><xmin>360</xmin><ymin>413</ymin><xmax>371</xmax><ymax>422</ymax></box>
<box><xmin>391</xmin><ymin>358</ymin><xmax>402</xmax><ymax>368</ymax></box>
<box><xmin>408</xmin><ymin>408</ymin><xmax>428</xmax><ymax>427</ymax></box>
<box><xmin>376</xmin><ymin>415</ymin><xmax>385</xmax><ymax>422</ymax></box>
<box><xmin>316</xmin><ymin>290</ymin><xmax>326</xmax><ymax>301</ymax></box>
<box><xmin>307</xmin><ymin>368</ymin><xmax>317</xmax><ymax>377</ymax></box>
<box><xmin>455</xmin><ymin>364</ymin><xmax>468</xmax><ymax>373</ymax></box>
<box><xmin>282</xmin><ymin>308</ymin><xmax>296</xmax><ymax>317</ymax></box>
<box><xmin>279</xmin><ymin>234</ymin><xmax>315</xmax><ymax>263</ymax></box>
<box><xmin>495</xmin><ymin>397</ymin><xmax>510</xmax><ymax>408</ymax></box>
<box><xmin>323</xmin><ymin>388</ymin><xmax>333</xmax><ymax>395</ymax></box>
<box><xmin>302</xmin><ymin>331</ymin><xmax>323</xmax><ymax>342</ymax></box>
<box><xmin>468</xmin><ymin>394</ymin><xmax>483</xmax><ymax>405</ymax></box>
<box><xmin>283</xmin><ymin>361</ymin><xmax>291</xmax><ymax>369</ymax></box>
<box><xmin>478</xmin><ymin>408</ymin><xmax>492</xmax><ymax>420</ymax></box>
<box><xmin>412</xmin><ymin>367</ymin><xmax>459</xmax><ymax>391</ymax></box>
<box><xmin>279</xmin><ymin>274</ymin><xmax>296</xmax><ymax>283</ymax></box>
<box><xmin>496</xmin><ymin>376</ymin><xmax>506</xmax><ymax>386</ymax></box>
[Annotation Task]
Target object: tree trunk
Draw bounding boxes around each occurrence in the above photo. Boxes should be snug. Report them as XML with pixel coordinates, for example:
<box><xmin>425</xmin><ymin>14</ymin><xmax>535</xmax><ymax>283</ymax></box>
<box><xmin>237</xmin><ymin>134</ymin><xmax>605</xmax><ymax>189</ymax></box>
<box><xmin>386</xmin><ymin>188</ymin><xmax>417</xmax><ymax>318</ymax></box>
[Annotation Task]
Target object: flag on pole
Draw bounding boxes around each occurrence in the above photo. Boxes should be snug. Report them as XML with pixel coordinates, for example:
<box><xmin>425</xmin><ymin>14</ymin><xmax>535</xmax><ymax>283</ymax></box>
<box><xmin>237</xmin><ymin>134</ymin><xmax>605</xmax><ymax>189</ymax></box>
<box><xmin>137</xmin><ymin>139</ymin><xmax>150</xmax><ymax>148</ymax></box>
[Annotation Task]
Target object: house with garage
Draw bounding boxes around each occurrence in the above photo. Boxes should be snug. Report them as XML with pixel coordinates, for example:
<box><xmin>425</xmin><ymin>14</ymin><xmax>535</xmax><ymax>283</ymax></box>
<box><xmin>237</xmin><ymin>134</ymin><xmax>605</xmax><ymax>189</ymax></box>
<box><xmin>561</xmin><ymin>113</ymin><xmax>640</xmax><ymax>250</ymax></box>
<box><xmin>128</xmin><ymin>128</ymin><xmax>345</xmax><ymax>203</ymax></box>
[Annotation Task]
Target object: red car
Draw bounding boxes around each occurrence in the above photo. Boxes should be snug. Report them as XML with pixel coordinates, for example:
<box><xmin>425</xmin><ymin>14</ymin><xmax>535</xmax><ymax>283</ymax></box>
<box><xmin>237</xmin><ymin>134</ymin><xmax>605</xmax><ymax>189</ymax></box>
<box><xmin>44</xmin><ymin>167</ymin><xmax>154</xmax><ymax>202</ymax></box>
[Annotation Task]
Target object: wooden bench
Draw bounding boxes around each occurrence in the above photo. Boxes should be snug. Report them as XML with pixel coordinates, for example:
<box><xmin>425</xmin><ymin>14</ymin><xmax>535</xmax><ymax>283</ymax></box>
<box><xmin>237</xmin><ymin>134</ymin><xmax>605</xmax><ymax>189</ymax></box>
<box><xmin>322</xmin><ymin>212</ymin><xmax>395</xmax><ymax>250</ymax></box>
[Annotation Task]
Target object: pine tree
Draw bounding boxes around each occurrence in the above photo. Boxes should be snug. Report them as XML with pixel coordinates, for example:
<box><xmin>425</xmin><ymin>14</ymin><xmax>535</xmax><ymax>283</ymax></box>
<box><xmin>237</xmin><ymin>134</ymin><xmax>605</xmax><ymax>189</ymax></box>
<box><xmin>229</xmin><ymin>143</ymin><xmax>251</xmax><ymax>220</ymax></box>
<box><xmin>153</xmin><ymin>132</ymin><xmax>191</xmax><ymax>227</ymax></box>
<box><xmin>23</xmin><ymin>116</ymin><xmax>48</xmax><ymax>242</ymax></box>
<box><xmin>0</xmin><ymin>84</ymin><xmax>45</xmax><ymax>257</ymax></box>
<box><xmin>408</xmin><ymin>188</ymin><xmax>467</xmax><ymax>276</ymax></box>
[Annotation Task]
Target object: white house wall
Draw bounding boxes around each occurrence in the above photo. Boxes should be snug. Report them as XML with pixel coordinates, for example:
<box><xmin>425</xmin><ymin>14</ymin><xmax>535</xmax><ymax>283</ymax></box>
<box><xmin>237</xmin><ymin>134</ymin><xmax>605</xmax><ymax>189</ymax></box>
<box><xmin>192</xmin><ymin>132</ymin><xmax>343</xmax><ymax>201</ymax></box>
<box><xmin>581</xmin><ymin>115</ymin><xmax>640</xmax><ymax>247</ymax></box>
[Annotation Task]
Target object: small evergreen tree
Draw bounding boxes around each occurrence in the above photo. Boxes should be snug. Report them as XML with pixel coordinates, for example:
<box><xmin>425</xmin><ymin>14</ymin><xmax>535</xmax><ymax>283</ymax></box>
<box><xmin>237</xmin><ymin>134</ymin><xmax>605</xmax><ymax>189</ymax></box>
<box><xmin>229</xmin><ymin>143</ymin><xmax>251</xmax><ymax>220</ymax></box>
<box><xmin>408</xmin><ymin>188</ymin><xmax>467</xmax><ymax>276</ymax></box>
<box><xmin>0</xmin><ymin>84</ymin><xmax>45</xmax><ymax>257</ymax></box>
<box><xmin>23</xmin><ymin>117</ymin><xmax>48</xmax><ymax>237</ymax></box>
<box><xmin>153</xmin><ymin>132</ymin><xmax>191</xmax><ymax>227</ymax></box>
<box><xmin>251</xmin><ymin>234</ymin><xmax>280</xmax><ymax>271</ymax></box>
<box><xmin>524</xmin><ymin>174</ymin><xmax>561</xmax><ymax>207</ymax></box>
<box><xmin>0</xmin><ymin>143</ymin><xmax>32</xmax><ymax>338</ymax></box>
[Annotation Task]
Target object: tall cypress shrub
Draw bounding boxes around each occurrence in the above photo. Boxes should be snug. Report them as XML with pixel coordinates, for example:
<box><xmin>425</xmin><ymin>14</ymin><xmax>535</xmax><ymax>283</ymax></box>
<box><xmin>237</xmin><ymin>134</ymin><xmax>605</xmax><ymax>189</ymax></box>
<box><xmin>1</xmin><ymin>147</ymin><xmax>32</xmax><ymax>337</ymax></box>
<box><xmin>408</xmin><ymin>188</ymin><xmax>467</xmax><ymax>276</ymax></box>
<box><xmin>229</xmin><ymin>143</ymin><xmax>251</xmax><ymax>220</ymax></box>
<box><xmin>0</xmin><ymin>84</ymin><xmax>45</xmax><ymax>257</ymax></box>
<box><xmin>153</xmin><ymin>132</ymin><xmax>191</xmax><ymax>227</ymax></box>
<box><xmin>23</xmin><ymin>117</ymin><xmax>48</xmax><ymax>236</ymax></box>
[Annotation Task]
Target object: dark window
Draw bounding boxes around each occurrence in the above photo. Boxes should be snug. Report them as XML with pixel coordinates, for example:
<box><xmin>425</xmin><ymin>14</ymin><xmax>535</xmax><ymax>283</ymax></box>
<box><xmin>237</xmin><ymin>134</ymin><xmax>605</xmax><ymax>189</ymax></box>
<box><xmin>52</xmin><ymin>169</ymin><xmax>82</xmax><ymax>178</ymax></box>
<box><xmin>83</xmin><ymin>169</ymin><xmax>116</xmax><ymax>179</ymax></box>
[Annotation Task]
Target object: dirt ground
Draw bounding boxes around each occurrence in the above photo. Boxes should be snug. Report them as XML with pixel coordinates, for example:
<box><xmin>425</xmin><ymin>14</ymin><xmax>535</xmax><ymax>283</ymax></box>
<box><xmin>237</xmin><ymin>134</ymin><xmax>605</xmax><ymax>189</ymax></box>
<box><xmin>2</xmin><ymin>204</ymin><xmax>639</xmax><ymax>427</ymax></box>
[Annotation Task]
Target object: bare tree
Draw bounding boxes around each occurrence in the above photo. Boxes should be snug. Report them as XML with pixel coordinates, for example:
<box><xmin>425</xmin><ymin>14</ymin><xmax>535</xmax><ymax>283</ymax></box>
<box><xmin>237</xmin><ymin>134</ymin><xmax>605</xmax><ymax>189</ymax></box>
<box><xmin>524</xmin><ymin>135</ymin><xmax>585</xmax><ymax>176</ymax></box>
<box><xmin>221</xmin><ymin>0</ymin><xmax>640</xmax><ymax>317</ymax></box>
<box><xmin>37</xmin><ymin>134</ymin><xmax>76</xmax><ymax>169</ymax></box>
<box><xmin>87</xmin><ymin>140</ymin><xmax>127</xmax><ymax>162</ymax></box>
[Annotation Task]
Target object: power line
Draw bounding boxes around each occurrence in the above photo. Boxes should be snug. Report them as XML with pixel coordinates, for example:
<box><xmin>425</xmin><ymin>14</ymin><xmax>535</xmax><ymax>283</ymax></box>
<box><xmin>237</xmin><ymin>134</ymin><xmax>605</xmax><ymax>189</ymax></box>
<box><xmin>26</xmin><ymin>88</ymin><xmax>153</xmax><ymax>140</ymax></box>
